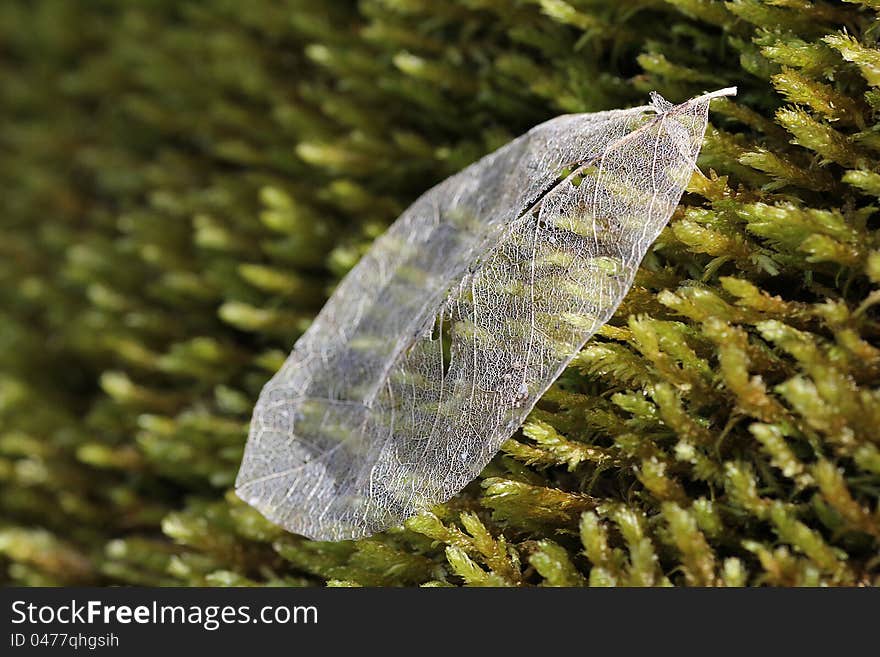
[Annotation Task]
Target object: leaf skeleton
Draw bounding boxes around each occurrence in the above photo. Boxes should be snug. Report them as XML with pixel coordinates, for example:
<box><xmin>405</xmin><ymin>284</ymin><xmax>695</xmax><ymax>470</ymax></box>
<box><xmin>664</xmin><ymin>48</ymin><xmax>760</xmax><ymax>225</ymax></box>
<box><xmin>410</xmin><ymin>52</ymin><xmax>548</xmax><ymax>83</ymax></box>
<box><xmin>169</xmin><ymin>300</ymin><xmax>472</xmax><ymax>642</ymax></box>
<box><xmin>236</xmin><ymin>87</ymin><xmax>737</xmax><ymax>541</ymax></box>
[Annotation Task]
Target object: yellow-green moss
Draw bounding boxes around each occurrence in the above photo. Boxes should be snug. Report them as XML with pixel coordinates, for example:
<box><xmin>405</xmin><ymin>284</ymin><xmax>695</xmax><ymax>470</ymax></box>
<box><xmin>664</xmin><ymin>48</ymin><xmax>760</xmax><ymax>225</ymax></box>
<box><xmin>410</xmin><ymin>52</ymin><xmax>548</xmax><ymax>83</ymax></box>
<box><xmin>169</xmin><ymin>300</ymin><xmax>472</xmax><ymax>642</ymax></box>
<box><xmin>1</xmin><ymin>0</ymin><xmax>878</xmax><ymax>586</ymax></box>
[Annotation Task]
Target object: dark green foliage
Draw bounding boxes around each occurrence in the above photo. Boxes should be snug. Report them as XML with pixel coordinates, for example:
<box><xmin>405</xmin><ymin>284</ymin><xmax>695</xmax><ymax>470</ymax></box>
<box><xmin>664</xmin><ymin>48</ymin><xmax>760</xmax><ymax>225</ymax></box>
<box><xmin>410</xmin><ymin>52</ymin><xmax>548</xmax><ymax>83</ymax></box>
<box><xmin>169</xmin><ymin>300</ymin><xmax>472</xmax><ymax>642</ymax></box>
<box><xmin>1</xmin><ymin>0</ymin><xmax>878</xmax><ymax>586</ymax></box>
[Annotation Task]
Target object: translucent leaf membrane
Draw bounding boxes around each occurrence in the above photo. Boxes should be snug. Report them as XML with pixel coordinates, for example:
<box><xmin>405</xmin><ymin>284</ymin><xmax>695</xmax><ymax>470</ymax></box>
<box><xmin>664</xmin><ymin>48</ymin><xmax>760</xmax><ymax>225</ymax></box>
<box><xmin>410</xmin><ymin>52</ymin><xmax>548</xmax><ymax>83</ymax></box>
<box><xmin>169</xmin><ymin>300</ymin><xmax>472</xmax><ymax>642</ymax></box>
<box><xmin>237</xmin><ymin>88</ymin><xmax>736</xmax><ymax>540</ymax></box>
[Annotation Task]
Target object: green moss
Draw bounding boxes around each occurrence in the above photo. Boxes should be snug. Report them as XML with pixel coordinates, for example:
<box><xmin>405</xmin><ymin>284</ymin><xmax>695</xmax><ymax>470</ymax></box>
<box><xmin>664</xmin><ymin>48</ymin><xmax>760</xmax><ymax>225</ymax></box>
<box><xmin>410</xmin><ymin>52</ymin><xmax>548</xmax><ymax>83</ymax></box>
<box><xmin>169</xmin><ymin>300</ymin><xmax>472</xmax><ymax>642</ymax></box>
<box><xmin>1</xmin><ymin>0</ymin><xmax>878</xmax><ymax>586</ymax></box>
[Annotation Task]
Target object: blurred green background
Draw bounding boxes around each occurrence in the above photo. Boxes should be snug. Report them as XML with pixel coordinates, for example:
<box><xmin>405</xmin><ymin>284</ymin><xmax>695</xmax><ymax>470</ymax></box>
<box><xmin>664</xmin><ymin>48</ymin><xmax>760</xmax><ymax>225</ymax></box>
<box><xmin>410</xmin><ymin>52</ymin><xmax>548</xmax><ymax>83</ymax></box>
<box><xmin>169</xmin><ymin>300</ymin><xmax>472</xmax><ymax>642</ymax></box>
<box><xmin>1</xmin><ymin>0</ymin><xmax>878</xmax><ymax>586</ymax></box>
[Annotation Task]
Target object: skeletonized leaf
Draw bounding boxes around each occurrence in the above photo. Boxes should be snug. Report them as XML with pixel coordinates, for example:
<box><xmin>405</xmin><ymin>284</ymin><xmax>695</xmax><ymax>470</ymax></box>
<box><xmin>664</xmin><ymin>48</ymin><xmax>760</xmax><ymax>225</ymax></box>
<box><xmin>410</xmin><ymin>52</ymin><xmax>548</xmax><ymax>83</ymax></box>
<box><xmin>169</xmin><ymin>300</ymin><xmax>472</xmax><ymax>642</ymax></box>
<box><xmin>236</xmin><ymin>88</ymin><xmax>736</xmax><ymax>540</ymax></box>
